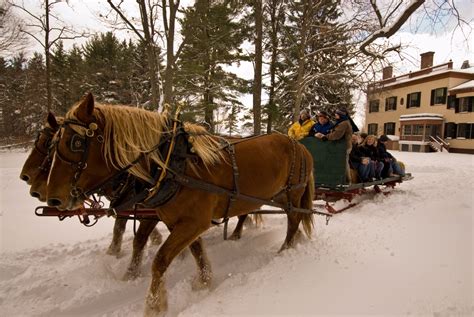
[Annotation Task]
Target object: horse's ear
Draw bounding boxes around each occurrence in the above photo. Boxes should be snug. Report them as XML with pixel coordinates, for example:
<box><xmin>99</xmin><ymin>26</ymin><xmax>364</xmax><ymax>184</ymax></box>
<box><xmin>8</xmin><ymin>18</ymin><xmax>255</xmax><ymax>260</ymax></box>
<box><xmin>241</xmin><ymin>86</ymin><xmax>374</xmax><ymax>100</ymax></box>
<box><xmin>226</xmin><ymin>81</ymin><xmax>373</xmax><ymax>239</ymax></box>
<box><xmin>47</xmin><ymin>112</ymin><xmax>59</xmax><ymax>131</ymax></box>
<box><xmin>76</xmin><ymin>92</ymin><xmax>95</xmax><ymax>121</ymax></box>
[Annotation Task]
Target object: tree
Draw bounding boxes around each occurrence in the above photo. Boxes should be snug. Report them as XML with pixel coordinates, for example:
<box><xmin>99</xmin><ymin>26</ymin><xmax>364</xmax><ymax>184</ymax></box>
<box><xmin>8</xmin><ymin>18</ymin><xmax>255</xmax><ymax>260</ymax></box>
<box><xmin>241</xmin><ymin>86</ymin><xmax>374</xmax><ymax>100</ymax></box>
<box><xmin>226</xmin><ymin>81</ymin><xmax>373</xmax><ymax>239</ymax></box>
<box><xmin>252</xmin><ymin>0</ymin><xmax>263</xmax><ymax>135</ymax></box>
<box><xmin>0</xmin><ymin>2</ymin><xmax>27</xmax><ymax>57</ymax></box>
<box><xmin>175</xmin><ymin>0</ymin><xmax>249</xmax><ymax>133</ymax></box>
<box><xmin>9</xmin><ymin>0</ymin><xmax>86</xmax><ymax>113</ymax></box>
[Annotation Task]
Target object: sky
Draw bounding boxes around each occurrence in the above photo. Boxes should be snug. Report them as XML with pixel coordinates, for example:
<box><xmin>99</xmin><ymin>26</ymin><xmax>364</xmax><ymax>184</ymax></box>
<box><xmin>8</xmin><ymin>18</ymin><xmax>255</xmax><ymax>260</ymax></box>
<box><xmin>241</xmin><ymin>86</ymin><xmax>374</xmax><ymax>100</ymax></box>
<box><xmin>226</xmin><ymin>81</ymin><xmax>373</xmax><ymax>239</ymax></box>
<box><xmin>8</xmin><ymin>0</ymin><xmax>474</xmax><ymax>129</ymax></box>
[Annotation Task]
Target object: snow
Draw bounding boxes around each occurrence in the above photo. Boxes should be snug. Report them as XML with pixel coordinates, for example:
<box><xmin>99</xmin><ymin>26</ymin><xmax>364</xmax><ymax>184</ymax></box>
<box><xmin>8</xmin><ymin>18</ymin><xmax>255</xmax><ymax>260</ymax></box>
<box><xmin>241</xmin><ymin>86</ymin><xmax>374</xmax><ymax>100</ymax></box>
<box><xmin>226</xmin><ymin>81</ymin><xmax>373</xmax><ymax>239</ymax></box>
<box><xmin>1</xmin><ymin>149</ymin><xmax>473</xmax><ymax>316</ymax></box>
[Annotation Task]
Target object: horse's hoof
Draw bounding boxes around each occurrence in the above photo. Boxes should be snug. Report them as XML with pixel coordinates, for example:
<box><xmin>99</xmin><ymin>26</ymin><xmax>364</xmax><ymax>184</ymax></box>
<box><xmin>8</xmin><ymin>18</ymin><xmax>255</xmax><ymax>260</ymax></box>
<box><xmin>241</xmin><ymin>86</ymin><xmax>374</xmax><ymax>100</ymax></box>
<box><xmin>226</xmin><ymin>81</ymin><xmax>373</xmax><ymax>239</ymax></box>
<box><xmin>106</xmin><ymin>246</ymin><xmax>121</xmax><ymax>257</ymax></box>
<box><xmin>191</xmin><ymin>275</ymin><xmax>211</xmax><ymax>291</ymax></box>
<box><xmin>122</xmin><ymin>268</ymin><xmax>140</xmax><ymax>281</ymax></box>
<box><xmin>227</xmin><ymin>233</ymin><xmax>241</xmax><ymax>240</ymax></box>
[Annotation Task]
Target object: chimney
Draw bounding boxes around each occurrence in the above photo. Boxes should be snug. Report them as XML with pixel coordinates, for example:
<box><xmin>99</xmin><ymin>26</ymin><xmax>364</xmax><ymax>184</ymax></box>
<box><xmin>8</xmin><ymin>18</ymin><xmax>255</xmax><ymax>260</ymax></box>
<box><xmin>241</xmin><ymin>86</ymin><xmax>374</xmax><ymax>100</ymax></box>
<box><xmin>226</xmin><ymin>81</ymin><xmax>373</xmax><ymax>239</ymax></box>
<box><xmin>420</xmin><ymin>51</ymin><xmax>434</xmax><ymax>69</ymax></box>
<box><xmin>461</xmin><ymin>60</ymin><xmax>470</xmax><ymax>69</ymax></box>
<box><xmin>382</xmin><ymin>66</ymin><xmax>393</xmax><ymax>80</ymax></box>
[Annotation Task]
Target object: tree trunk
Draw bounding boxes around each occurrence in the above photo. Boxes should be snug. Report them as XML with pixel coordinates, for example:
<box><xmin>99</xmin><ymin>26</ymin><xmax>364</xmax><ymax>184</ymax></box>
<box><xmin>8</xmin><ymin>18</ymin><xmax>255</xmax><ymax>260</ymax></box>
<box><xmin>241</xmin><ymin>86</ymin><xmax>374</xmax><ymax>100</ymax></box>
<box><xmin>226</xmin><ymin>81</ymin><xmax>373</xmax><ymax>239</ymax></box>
<box><xmin>253</xmin><ymin>0</ymin><xmax>263</xmax><ymax>135</ymax></box>
<box><xmin>45</xmin><ymin>0</ymin><xmax>51</xmax><ymax>113</ymax></box>
<box><xmin>293</xmin><ymin>0</ymin><xmax>310</xmax><ymax>122</ymax></box>
<box><xmin>163</xmin><ymin>0</ymin><xmax>178</xmax><ymax>106</ymax></box>
<box><xmin>266</xmin><ymin>0</ymin><xmax>279</xmax><ymax>134</ymax></box>
<box><xmin>137</xmin><ymin>0</ymin><xmax>160</xmax><ymax>108</ymax></box>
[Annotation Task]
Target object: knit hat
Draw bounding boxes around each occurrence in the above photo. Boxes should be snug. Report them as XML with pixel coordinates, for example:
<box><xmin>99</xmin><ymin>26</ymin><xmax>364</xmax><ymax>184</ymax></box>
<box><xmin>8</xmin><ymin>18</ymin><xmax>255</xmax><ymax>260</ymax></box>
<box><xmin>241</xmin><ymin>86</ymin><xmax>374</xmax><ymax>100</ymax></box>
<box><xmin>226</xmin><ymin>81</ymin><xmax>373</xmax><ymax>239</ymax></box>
<box><xmin>317</xmin><ymin>110</ymin><xmax>329</xmax><ymax>118</ymax></box>
<box><xmin>378</xmin><ymin>134</ymin><xmax>389</xmax><ymax>142</ymax></box>
<box><xmin>335</xmin><ymin>108</ymin><xmax>348</xmax><ymax>116</ymax></box>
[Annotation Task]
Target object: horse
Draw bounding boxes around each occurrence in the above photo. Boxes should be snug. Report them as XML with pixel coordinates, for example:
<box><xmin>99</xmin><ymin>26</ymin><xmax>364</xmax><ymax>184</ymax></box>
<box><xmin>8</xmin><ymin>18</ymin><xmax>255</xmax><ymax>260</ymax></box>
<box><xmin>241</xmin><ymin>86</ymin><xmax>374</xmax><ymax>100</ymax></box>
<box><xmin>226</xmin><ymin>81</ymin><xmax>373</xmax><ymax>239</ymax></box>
<box><xmin>20</xmin><ymin>112</ymin><xmax>258</xmax><ymax>281</ymax></box>
<box><xmin>20</xmin><ymin>113</ymin><xmax>62</xmax><ymax>202</ymax></box>
<box><xmin>45</xmin><ymin>93</ymin><xmax>314</xmax><ymax>316</ymax></box>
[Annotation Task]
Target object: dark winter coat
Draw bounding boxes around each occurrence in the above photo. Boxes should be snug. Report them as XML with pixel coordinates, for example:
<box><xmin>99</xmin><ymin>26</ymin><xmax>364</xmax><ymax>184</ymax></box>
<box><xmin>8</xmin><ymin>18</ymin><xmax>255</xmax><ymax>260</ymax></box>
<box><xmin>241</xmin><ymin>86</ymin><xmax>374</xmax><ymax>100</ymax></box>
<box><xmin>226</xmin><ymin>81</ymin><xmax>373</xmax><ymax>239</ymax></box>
<box><xmin>308</xmin><ymin>121</ymin><xmax>334</xmax><ymax>136</ymax></box>
<box><xmin>360</xmin><ymin>144</ymin><xmax>381</xmax><ymax>161</ymax></box>
<box><xmin>349</xmin><ymin>144</ymin><xmax>365</xmax><ymax>168</ymax></box>
<box><xmin>377</xmin><ymin>142</ymin><xmax>394</xmax><ymax>160</ymax></box>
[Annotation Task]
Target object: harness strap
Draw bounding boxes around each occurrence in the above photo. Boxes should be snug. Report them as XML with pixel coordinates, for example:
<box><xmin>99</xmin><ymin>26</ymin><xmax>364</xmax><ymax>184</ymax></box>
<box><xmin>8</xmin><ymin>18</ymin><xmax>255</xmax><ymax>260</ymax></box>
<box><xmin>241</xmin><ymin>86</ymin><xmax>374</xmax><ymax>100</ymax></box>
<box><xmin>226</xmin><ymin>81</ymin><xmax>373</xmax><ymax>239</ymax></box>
<box><xmin>222</xmin><ymin>143</ymin><xmax>240</xmax><ymax>240</ymax></box>
<box><xmin>172</xmin><ymin>172</ymin><xmax>331</xmax><ymax>217</ymax></box>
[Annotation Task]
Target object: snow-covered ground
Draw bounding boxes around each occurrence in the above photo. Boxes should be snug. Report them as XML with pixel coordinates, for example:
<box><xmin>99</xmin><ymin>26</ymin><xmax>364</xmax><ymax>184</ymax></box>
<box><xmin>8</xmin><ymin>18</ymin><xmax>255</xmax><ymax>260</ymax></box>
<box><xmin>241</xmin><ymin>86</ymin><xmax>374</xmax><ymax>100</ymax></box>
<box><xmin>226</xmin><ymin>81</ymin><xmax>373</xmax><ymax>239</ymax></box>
<box><xmin>0</xmin><ymin>149</ymin><xmax>473</xmax><ymax>316</ymax></box>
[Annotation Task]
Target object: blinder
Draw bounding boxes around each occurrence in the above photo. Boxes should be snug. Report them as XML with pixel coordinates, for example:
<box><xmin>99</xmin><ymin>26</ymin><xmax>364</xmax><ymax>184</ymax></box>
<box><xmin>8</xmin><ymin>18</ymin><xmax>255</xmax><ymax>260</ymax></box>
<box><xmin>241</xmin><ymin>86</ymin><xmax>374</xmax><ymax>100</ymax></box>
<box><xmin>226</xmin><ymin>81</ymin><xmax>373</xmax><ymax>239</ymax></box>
<box><xmin>70</xmin><ymin>134</ymin><xmax>86</xmax><ymax>153</ymax></box>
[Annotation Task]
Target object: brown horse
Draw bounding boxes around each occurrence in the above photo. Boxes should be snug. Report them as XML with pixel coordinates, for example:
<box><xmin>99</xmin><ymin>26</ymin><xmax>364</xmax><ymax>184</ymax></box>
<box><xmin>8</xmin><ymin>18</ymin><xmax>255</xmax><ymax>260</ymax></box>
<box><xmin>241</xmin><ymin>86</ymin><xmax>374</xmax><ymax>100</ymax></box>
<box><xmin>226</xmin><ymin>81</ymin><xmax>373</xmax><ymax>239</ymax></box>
<box><xmin>20</xmin><ymin>113</ymin><xmax>62</xmax><ymax>201</ymax></box>
<box><xmin>19</xmin><ymin>112</ymin><xmax>254</xmax><ymax>282</ymax></box>
<box><xmin>18</xmin><ymin>112</ymin><xmax>164</xmax><ymax>278</ymax></box>
<box><xmin>46</xmin><ymin>93</ymin><xmax>314</xmax><ymax>316</ymax></box>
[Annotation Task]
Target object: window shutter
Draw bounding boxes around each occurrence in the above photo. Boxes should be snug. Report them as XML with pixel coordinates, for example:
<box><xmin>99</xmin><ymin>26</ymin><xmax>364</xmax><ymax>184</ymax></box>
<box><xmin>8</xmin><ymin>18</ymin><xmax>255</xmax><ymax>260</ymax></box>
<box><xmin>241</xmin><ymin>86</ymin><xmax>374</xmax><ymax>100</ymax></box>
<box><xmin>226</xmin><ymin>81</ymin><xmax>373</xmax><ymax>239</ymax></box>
<box><xmin>441</xmin><ymin>88</ymin><xmax>447</xmax><ymax>104</ymax></box>
<box><xmin>447</xmin><ymin>95</ymin><xmax>454</xmax><ymax>109</ymax></box>
<box><xmin>470</xmin><ymin>124</ymin><xmax>474</xmax><ymax>139</ymax></box>
<box><xmin>452</xmin><ymin>123</ymin><xmax>457</xmax><ymax>138</ymax></box>
<box><xmin>385</xmin><ymin>98</ymin><xmax>388</xmax><ymax>111</ymax></box>
<box><xmin>394</xmin><ymin>97</ymin><xmax>397</xmax><ymax>110</ymax></box>
<box><xmin>430</xmin><ymin>89</ymin><xmax>434</xmax><ymax>105</ymax></box>
<box><xmin>469</xmin><ymin>97</ymin><xmax>474</xmax><ymax>112</ymax></box>
<box><xmin>454</xmin><ymin>98</ymin><xmax>460</xmax><ymax>113</ymax></box>
<box><xmin>417</xmin><ymin>92</ymin><xmax>421</xmax><ymax>107</ymax></box>
<box><xmin>444</xmin><ymin>123</ymin><xmax>448</xmax><ymax>138</ymax></box>
<box><xmin>406</xmin><ymin>94</ymin><xmax>410</xmax><ymax>108</ymax></box>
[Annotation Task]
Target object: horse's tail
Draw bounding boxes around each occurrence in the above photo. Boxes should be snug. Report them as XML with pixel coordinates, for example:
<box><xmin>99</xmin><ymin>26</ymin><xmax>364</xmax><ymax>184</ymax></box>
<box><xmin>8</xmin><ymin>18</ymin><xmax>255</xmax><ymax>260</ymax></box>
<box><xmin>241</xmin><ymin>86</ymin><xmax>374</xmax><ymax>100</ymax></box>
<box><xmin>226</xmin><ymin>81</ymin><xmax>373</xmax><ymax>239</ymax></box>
<box><xmin>301</xmin><ymin>170</ymin><xmax>315</xmax><ymax>238</ymax></box>
<box><xmin>250</xmin><ymin>213</ymin><xmax>263</xmax><ymax>226</ymax></box>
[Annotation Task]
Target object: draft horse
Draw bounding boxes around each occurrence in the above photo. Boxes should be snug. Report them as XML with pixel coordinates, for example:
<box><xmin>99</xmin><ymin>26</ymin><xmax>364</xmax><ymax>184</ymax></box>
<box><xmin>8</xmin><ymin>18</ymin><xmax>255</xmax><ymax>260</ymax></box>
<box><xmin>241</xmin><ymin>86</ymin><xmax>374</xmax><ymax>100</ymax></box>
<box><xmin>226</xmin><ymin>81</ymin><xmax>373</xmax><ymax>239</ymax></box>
<box><xmin>46</xmin><ymin>93</ymin><xmax>315</xmax><ymax>316</ymax></box>
<box><xmin>21</xmin><ymin>113</ymin><xmax>259</xmax><ymax>281</ymax></box>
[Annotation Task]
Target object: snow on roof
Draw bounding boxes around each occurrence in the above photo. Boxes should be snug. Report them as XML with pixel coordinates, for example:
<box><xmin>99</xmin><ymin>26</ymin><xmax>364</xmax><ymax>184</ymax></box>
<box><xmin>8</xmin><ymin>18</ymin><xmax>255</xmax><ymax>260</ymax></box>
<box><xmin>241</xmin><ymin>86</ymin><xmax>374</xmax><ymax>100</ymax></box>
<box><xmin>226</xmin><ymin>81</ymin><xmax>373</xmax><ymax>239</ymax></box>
<box><xmin>399</xmin><ymin>113</ymin><xmax>444</xmax><ymax>121</ymax></box>
<box><xmin>450</xmin><ymin>80</ymin><xmax>474</xmax><ymax>91</ymax></box>
<box><xmin>375</xmin><ymin>65</ymin><xmax>474</xmax><ymax>89</ymax></box>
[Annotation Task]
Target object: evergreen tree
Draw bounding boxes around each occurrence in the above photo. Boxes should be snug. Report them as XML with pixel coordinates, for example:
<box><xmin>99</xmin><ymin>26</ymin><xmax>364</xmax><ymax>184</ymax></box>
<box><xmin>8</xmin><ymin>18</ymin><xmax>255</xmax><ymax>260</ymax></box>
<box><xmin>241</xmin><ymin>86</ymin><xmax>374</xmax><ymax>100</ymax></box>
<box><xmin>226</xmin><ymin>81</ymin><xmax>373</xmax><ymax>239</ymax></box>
<box><xmin>175</xmin><ymin>0</ymin><xmax>250</xmax><ymax>133</ymax></box>
<box><xmin>274</xmin><ymin>0</ymin><xmax>357</xmax><ymax>130</ymax></box>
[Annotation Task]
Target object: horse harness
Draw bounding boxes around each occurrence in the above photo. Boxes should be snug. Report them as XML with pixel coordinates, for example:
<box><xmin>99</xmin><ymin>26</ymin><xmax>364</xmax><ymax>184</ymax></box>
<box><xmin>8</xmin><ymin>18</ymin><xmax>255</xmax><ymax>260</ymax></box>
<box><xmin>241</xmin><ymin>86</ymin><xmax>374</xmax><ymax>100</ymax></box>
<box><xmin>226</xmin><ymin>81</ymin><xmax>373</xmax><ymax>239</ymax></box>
<box><xmin>52</xmin><ymin>117</ymin><xmax>327</xmax><ymax>228</ymax></box>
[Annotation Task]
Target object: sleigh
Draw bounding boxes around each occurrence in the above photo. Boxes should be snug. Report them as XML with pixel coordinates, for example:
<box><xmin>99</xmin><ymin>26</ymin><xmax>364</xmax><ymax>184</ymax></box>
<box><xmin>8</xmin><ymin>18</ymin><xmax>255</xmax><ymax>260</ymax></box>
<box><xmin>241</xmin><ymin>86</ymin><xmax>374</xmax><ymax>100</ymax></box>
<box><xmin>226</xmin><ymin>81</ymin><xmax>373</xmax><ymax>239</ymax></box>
<box><xmin>299</xmin><ymin>137</ymin><xmax>413</xmax><ymax>214</ymax></box>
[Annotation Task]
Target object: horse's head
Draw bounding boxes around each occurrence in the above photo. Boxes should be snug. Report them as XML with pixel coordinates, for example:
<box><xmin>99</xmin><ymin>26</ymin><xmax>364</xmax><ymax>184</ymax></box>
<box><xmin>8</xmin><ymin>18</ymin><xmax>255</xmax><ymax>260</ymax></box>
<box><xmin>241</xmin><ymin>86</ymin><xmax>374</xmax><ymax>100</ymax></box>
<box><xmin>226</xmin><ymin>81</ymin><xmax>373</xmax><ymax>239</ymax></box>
<box><xmin>46</xmin><ymin>93</ymin><xmax>113</xmax><ymax>210</ymax></box>
<box><xmin>20</xmin><ymin>112</ymin><xmax>61</xmax><ymax>201</ymax></box>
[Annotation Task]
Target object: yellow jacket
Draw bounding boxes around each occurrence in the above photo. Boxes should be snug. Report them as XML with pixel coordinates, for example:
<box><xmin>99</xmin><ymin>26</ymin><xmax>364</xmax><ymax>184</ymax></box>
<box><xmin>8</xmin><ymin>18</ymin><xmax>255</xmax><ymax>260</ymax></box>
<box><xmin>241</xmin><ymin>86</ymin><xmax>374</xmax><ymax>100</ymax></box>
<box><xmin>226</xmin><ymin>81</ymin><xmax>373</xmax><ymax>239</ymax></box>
<box><xmin>288</xmin><ymin>119</ymin><xmax>315</xmax><ymax>140</ymax></box>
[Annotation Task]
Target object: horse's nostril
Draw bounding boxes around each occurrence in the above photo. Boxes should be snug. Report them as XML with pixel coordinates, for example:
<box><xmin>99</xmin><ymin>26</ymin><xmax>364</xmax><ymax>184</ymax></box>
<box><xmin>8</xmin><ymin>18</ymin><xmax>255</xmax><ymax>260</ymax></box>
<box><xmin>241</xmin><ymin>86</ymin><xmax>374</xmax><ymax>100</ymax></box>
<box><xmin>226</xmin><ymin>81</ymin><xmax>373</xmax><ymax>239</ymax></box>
<box><xmin>31</xmin><ymin>191</ymin><xmax>40</xmax><ymax>198</ymax></box>
<box><xmin>20</xmin><ymin>174</ymin><xmax>30</xmax><ymax>182</ymax></box>
<box><xmin>47</xmin><ymin>198</ymin><xmax>62</xmax><ymax>207</ymax></box>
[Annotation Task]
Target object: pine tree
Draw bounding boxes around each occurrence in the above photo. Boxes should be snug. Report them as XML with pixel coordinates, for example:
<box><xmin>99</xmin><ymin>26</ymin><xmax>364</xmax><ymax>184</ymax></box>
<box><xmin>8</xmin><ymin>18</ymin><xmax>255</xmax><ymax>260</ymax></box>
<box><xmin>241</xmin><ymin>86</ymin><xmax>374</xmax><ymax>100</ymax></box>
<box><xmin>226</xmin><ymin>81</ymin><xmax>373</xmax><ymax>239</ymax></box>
<box><xmin>274</xmin><ymin>0</ymin><xmax>357</xmax><ymax>130</ymax></box>
<box><xmin>175</xmin><ymin>0</ymin><xmax>250</xmax><ymax>133</ymax></box>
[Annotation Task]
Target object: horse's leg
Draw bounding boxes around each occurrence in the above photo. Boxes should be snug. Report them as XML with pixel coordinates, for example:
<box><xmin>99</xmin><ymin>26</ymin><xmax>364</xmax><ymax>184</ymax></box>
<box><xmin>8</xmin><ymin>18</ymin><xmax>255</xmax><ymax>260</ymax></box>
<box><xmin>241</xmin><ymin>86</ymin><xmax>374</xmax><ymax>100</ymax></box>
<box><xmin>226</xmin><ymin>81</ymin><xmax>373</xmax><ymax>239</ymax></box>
<box><xmin>149</xmin><ymin>227</ymin><xmax>163</xmax><ymax>246</ymax></box>
<box><xmin>107</xmin><ymin>217</ymin><xmax>128</xmax><ymax>256</ymax></box>
<box><xmin>144</xmin><ymin>221</ymin><xmax>208</xmax><ymax>316</ymax></box>
<box><xmin>123</xmin><ymin>218</ymin><xmax>160</xmax><ymax>281</ymax></box>
<box><xmin>279</xmin><ymin>176</ymin><xmax>314</xmax><ymax>252</ymax></box>
<box><xmin>227</xmin><ymin>214</ymin><xmax>247</xmax><ymax>240</ymax></box>
<box><xmin>188</xmin><ymin>237</ymin><xmax>212</xmax><ymax>290</ymax></box>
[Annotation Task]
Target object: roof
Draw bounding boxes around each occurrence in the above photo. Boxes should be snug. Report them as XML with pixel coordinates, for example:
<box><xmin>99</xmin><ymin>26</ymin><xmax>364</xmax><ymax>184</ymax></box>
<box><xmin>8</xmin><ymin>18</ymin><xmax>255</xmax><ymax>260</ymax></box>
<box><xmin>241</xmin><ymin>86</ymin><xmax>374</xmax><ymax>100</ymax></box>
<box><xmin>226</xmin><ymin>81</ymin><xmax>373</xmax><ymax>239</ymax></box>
<box><xmin>450</xmin><ymin>80</ymin><xmax>474</xmax><ymax>91</ymax></box>
<box><xmin>368</xmin><ymin>63</ymin><xmax>474</xmax><ymax>91</ymax></box>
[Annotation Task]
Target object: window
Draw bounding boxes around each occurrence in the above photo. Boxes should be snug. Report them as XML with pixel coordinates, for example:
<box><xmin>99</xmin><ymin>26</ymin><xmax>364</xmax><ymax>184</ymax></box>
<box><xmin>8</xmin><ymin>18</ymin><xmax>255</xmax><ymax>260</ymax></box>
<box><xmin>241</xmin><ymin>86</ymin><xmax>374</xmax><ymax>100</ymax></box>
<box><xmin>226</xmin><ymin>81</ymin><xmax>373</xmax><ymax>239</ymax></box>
<box><xmin>368</xmin><ymin>123</ymin><xmax>378</xmax><ymax>135</ymax></box>
<box><xmin>430</xmin><ymin>87</ymin><xmax>447</xmax><ymax>105</ymax></box>
<box><xmin>385</xmin><ymin>96</ymin><xmax>397</xmax><ymax>111</ymax></box>
<box><xmin>403</xmin><ymin>125</ymin><xmax>412</xmax><ymax>136</ymax></box>
<box><xmin>384</xmin><ymin>122</ymin><xmax>396</xmax><ymax>135</ymax></box>
<box><xmin>401</xmin><ymin>144</ymin><xmax>409</xmax><ymax>151</ymax></box>
<box><xmin>456</xmin><ymin>123</ymin><xmax>473</xmax><ymax>139</ymax></box>
<box><xmin>412</xmin><ymin>145</ymin><xmax>421</xmax><ymax>152</ymax></box>
<box><xmin>369</xmin><ymin>100</ymin><xmax>379</xmax><ymax>113</ymax></box>
<box><xmin>444</xmin><ymin>122</ymin><xmax>457</xmax><ymax>138</ymax></box>
<box><xmin>459</xmin><ymin>97</ymin><xmax>472</xmax><ymax>112</ymax></box>
<box><xmin>412</xmin><ymin>124</ymin><xmax>423</xmax><ymax>136</ymax></box>
<box><xmin>406</xmin><ymin>92</ymin><xmax>421</xmax><ymax>108</ymax></box>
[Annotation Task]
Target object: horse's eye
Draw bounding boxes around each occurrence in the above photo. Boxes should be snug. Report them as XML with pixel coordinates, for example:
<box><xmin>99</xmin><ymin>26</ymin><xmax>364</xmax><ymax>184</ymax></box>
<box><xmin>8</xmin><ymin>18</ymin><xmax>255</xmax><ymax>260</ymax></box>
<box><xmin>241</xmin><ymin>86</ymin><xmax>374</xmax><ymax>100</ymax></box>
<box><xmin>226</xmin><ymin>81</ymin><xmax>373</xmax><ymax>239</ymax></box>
<box><xmin>70</xmin><ymin>134</ymin><xmax>85</xmax><ymax>152</ymax></box>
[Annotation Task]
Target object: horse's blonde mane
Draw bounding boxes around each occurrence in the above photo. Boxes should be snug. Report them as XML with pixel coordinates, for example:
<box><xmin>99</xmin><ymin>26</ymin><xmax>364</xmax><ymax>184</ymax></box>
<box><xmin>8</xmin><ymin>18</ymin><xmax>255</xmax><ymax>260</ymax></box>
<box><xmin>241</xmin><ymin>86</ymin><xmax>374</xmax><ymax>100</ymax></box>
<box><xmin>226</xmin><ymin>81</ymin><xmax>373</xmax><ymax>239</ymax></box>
<box><xmin>65</xmin><ymin>103</ymin><xmax>224</xmax><ymax>182</ymax></box>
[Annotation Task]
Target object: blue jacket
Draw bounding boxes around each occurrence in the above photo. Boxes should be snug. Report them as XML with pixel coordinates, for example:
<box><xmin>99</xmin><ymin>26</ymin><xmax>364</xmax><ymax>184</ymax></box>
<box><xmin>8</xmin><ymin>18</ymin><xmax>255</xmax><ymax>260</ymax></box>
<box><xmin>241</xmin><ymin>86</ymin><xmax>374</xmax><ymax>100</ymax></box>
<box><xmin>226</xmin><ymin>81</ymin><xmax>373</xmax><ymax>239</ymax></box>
<box><xmin>309</xmin><ymin>121</ymin><xmax>333</xmax><ymax>136</ymax></box>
